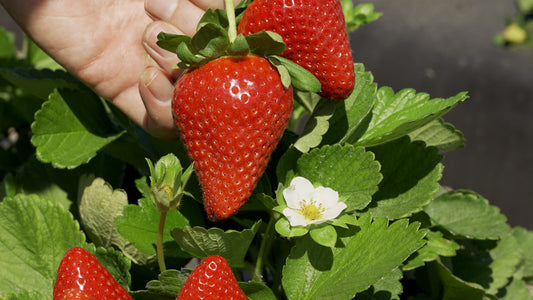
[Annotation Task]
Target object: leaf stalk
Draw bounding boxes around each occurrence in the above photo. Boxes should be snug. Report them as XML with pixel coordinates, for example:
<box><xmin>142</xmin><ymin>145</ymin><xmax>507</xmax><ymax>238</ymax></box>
<box><xmin>157</xmin><ymin>210</ymin><xmax>168</xmax><ymax>272</ymax></box>
<box><xmin>253</xmin><ymin>214</ymin><xmax>277</xmax><ymax>281</ymax></box>
<box><xmin>225</xmin><ymin>0</ymin><xmax>237</xmax><ymax>43</ymax></box>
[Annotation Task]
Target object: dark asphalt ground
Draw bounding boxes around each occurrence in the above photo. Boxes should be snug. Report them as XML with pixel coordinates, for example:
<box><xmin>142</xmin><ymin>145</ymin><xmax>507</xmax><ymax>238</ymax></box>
<box><xmin>2</xmin><ymin>1</ymin><xmax>533</xmax><ymax>229</ymax></box>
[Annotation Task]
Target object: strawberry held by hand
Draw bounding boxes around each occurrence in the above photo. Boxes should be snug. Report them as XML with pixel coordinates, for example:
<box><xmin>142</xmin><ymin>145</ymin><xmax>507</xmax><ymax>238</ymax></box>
<box><xmin>157</xmin><ymin>6</ymin><xmax>302</xmax><ymax>221</ymax></box>
<box><xmin>238</xmin><ymin>0</ymin><xmax>355</xmax><ymax>101</ymax></box>
<box><xmin>177</xmin><ymin>255</ymin><xmax>248</xmax><ymax>299</ymax></box>
<box><xmin>173</xmin><ymin>55</ymin><xmax>292</xmax><ymax>221</ymax></box>
<box><xmin>53</xmin><ymin>247</ymin><xmax>131</xmax><ymax>300</ymax></box>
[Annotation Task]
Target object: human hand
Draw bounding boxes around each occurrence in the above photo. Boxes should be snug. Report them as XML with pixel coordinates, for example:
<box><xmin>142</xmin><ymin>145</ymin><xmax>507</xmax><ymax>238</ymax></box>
<box><xmin>0</xmin><ymin>0</ymin><xmax>233</xmax><ymax>140</ymax></box>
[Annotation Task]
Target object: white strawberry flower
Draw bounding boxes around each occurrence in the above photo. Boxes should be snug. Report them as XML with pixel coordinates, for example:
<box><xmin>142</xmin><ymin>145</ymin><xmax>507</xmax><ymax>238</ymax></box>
<box><xmin>282</xmin><ymin>177</ymin><xmax>347</xmax><ymax>227</ymax></box>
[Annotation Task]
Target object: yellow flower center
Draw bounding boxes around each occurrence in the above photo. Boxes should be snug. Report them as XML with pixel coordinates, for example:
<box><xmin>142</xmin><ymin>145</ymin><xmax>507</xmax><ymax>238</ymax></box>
<box><xmin>298</xmin><ymin>200</ymin><xmax>325</xmax><ymax>221</ymax></box>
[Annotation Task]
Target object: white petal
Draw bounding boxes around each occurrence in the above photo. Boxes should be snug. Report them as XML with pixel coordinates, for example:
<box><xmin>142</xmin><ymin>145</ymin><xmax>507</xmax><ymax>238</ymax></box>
<box><xmin>282</xmin><ymin>185</ymin><xmax>301</xmax><ymax>208</ymax></box>
<box><xmin>306</xmin><ymin>218</ymin><xmax>329</xmax><ymax>225</ymax></box>
<box><xmin>313</xmin><ymin>186</ymin><xmax>339</xmax><ymax>208</ymax></box>
<box><xmin>283</xmin><ymin>177</ymin><xmax>315</xmax><ymax>208</ymax></box>
<box><xmin>292</xmin><ymin>176</ymin><xmax>315</xmax><ymax>199</ymax></box>
<box><xmin>321</xmin><ymin>202</ymin><xmax>348</xmax><ymax>220</ymax></box>
<box><xmin>283</xmin><ymin>208</ymin><xmax>309</xmax><ymax>227</ymax></box>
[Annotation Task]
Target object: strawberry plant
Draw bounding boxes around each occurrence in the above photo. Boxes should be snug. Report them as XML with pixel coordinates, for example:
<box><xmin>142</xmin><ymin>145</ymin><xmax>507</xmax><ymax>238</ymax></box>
<box><xmin>0</xmin><ymin>1</ymin><xmax>532</xmax><ymax>299</ymax></box>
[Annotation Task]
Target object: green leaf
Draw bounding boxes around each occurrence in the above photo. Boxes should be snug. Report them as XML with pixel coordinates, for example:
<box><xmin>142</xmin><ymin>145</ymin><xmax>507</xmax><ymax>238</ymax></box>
<box><xmin>321</xmin><ymin>63</ymin><xmax>376</xmax><ymax>145</ymax></box>
<box><xmin>275</xmin><ymin>217</ymin><xmax>309</xmax><ymax>237</ymax></box>
<box><xmin>31</xmin><ymin>89</ymin><xmax>125</xmax><ymax>169</ymax></box>
<box><xmin>452</xmin><ymin>235</ymin><xmax>522</xmax><ymax>295</ymax></box>
<box><xmin>432</xmin><ymin>260</ymin><xmax>488</xmax><ymax>300</ymax></box>
<box><xmin>269</xmin><ymin>58</ymin><xmax>292</xmax><ymax>89</ymax></box>
<box><xmin>268</xmin><ymin>56</ymin><xmax>320</xmax><ymax>92</ymax></box>
<box><xmin>246</xmin><ymin>32</ymin><xmax>286</xmax><ymax>57</ymax></box>
<box><xmin>403</xmin><ymin>230</ymin><xmax>460</xmax><ymax>271</ymax></box>
<box><xmin>0</xmin><ymin>27</ymin><xmax>17</xmax><ymax>59</ymax></box>
<box><xmin>353</xmin><ymin>268</ymin><xmax>403</xmax><ymax>300</ymax></box>
<box><xmin>170</xmin><ymin>222</ymin><xmax>261</xmax><ymax>267</ymax></box>
<box><xmin>78</xmin><ymin>176</ymin><xmax>152</xmax><ymax>265</ymax></box>
<box><xmin>0</xmin><ymin>194</ymin><xmax>85</xmax><ymax>298</ymax></box>
<box><xmin>156</xmin><ymin>32</ymin><xmax>192</xmax><ymax>54</ymax></box>
<box><xmin>366</xmin><ymin>138</ymin><xmax>443</xmax><ymax>219</ymax></box>
<box><xmin>0</xmin><ymin>68</ymin><xmax>81</xmax><ymax>99</ymax></box>
<box><xmin>131</xmin><ymin>269</ymin><xmax>188</xmax><ymax>299</ymax></box>
<box><xmin>497</xmin><ymin>277</ymin><xmax>533</xmax><ymax>300</ymax></box>
<box><xmin>424</xmin><ymin>190</ymin><xmax>511</xmax><ymax>239</ymax></box>
<box><xmin>1</xmin><ymin>291</ymin><xmax>47</xmax><ymax>300</ymax></box>
<box><xmin>197</xmin><ymin>8</ymin><xmax>229</xmax><ymax>29</ymax></box>
<box><xmin>115</xmin><ymin>197</ymin><xmax>191</xmax><ymax>256</ymax></box>
<box><xmin>512</xmin><ymin>227</ymin><xmax>533</xmax><ymax>280</ymax></box>
<box><xmin>408</xmin><ymin>118</ymin><xmax>465</xmax><ymax>152</ymax></box>
<box><xmin>240</xmin><ymin>281</ymin><xmax>277</xmax><ymax>300</ymax></box>
<box><xmin>309</xmin><ymin>225</ymin><xmax>337</xmax><ymax>248</ymax></box>
<box><xmin>192</xmin><ymin>23</ymin><xmax>230</xmax><ymax>58</ymax></box>
<box><xmin>294</xmin><ymin>98</ymin><xmax>336</xmax><ymax>153</ymax></box>
<box><xmin>282</xmin><ymin>214</ymin><xmax>426</xmax><ymax>300</ymax></box>
<box><xmin>7</xmin><ymin>154</ymin><xmax>125</xmax><ymax>210</ymax></box>
<box><xmin>355</xmin><ymin>88</ymin><xmax>468</xmax><ymax>147</ymax></box>
<box><xmin>176</xmin><ymin>42</ymin><xmax>205</xmax><ymax>68</ymax></box>
<box><xmin>23</xmin><ymin>37</ymin><xmax>63</xmax><ymax>70</ymax></box>
<box><xmin>0</xmin><ymin>174</ymin><xmax>17</xmax><ymax>199</ymax></box>
<box><xmin>341</xmin><ymin>1</ymin><xmax>383</xmax><ymax>32</ymax></box>
<box><xmin>79</xmin><ymin>176</ymin><xmax>129</xmax><ymax>248</ymax></box>
<box><xmin>296</xmin><ymin>144</ymin><xmax>382</xmax><ymax>211</ymax></box>
<box><xmin>10</xmin><ymin>158</ymin><xmax>73</xmax><ymax>210</ymax></box>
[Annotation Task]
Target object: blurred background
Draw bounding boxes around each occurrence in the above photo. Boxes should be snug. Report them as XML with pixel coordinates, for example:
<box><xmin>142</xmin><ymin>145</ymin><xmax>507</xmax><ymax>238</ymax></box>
<box><xmin>1</xmin><ymin>0</ymin><xmax>532</xmax><ymax>229</ymax></box>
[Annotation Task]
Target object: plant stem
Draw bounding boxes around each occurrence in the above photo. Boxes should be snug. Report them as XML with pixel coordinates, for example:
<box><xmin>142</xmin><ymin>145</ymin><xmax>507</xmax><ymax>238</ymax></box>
<box><xmin>157</xmin><ymin>211</ymin><xmax>168</xmax><ymax>272</ymax></box>
<box><xmin>225</xmin><ymin>0</ymin><xmax>237</xmax><ymax>42</ymax></box>
<box><xmin>254</xmin><ymin>215</ymin><xmax>277</xmax><ymax>281</ymax></box>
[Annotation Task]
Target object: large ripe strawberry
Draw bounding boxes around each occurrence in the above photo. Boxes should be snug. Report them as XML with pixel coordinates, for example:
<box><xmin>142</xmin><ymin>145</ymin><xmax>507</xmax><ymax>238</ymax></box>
<box><xmin>53</xmin><ymin>247</ymin><xmax>131</xmax><ymax>300</ymax></box>
<box><xmin>238</xmin><ymin>0</ymin><xmax>355</xmax><ymax>100</ymax></box>
<box><xmin>177</xmin><ymin>255</ymin><xmax>248</xmax><ymax>299</ymax></box>
<box><xmin>173</xmin><ymin>55</ymin><xmax>293</xmax><ymax>221</ymax></box>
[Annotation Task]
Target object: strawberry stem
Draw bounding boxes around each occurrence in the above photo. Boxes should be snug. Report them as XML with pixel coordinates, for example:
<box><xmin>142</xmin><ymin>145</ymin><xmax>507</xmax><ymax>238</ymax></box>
<box><xmin>253</xmin><ymin>214</ymin><xmax>277</xmax><ymax>281</ymax></box>
<box><xmin>225</xmin><ymin>0</ymin><xmax>237</xmax><ymax>43</ymax></box>
<box><xmin>157</xmin><ymin>211</ymin><xmax>168</xmax><ymax>272</ymax></box>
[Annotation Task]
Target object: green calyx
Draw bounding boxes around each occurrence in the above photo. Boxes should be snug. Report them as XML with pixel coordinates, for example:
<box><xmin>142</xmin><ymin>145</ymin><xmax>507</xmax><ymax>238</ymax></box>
<box><xmin>146</xmin><ymin>154</ymin><xmax>193</xmax><ymax>212</ymax></box>
<box><xmin>156</xmin><ymin>5</ymin><xmax>322</xmax><ymax>93</ymax></box>
<box><xmin>157</xmin><ymin>9</ymin><xmax>286</xmax><ymax>69</ymax></box>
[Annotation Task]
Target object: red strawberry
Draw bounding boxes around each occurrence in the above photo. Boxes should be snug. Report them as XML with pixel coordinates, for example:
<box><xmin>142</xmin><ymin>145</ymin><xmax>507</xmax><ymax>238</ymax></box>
<box><xmin>238</xmin><ymin>0</ymin><xmax>355</xmax><ymax>100</ymax></box>
<box><xmin>173</xmin><ymin>55</ymin><xmax>293</xmax><ymax>221</ymax></box>
<box><xmin>57</xmin><ymin>289</ymin><xmax>96</xmax><ymax>300</ymax></box>
<box><xmin>53</xmin><ymin>247</ymin><xmax>131</xmax><ymax>300</ymax></box>
<box><xmin>177</xmin><ymin>255</ymin><xmax>248</xmax><ymax>299</ymax></box>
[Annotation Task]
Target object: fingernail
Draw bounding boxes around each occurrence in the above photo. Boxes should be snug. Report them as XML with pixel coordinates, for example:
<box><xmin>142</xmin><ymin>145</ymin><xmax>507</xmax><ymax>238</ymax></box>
<box><xmin>145</xmin><ymin>0</ymin><xmax>178</xmax><ymax>21</ymax></box>
<box><xmin>144</xmin><ymin>23</ymin><xmax>179</xmax><ymax>59</ymax></box>
<box><xmin>142</xmin><ymin>68</ymin><xmax>174</xmax><ymax>104</ymax></box>
<box><xmin>141</xmin><ymin>68</ymin><xmax>158</xmax><ymax>88</ymax></box>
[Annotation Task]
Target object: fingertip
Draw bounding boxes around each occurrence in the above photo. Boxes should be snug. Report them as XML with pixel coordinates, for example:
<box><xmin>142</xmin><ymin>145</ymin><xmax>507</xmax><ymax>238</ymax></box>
<box><xmin>145</xmin><ymin>0</ymin><xmax>178</xmax><ymax>21</ymax></box>
<box><xmin>143</xmin><ymin>21</ymin><xmax>183</xmax><ymax>74</ymax></box>
<box><xmin>139</xmin><ymin>67</ymin><xmax>179</xmax><ymax>140</ymax></box>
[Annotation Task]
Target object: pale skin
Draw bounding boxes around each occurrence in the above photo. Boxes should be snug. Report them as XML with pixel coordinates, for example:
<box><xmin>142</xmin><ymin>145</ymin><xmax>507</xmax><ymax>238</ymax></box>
<box><xmin>0</xmin><ymin>0</ymin><xmax>238</xmax><ymax>140</ymax></box>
